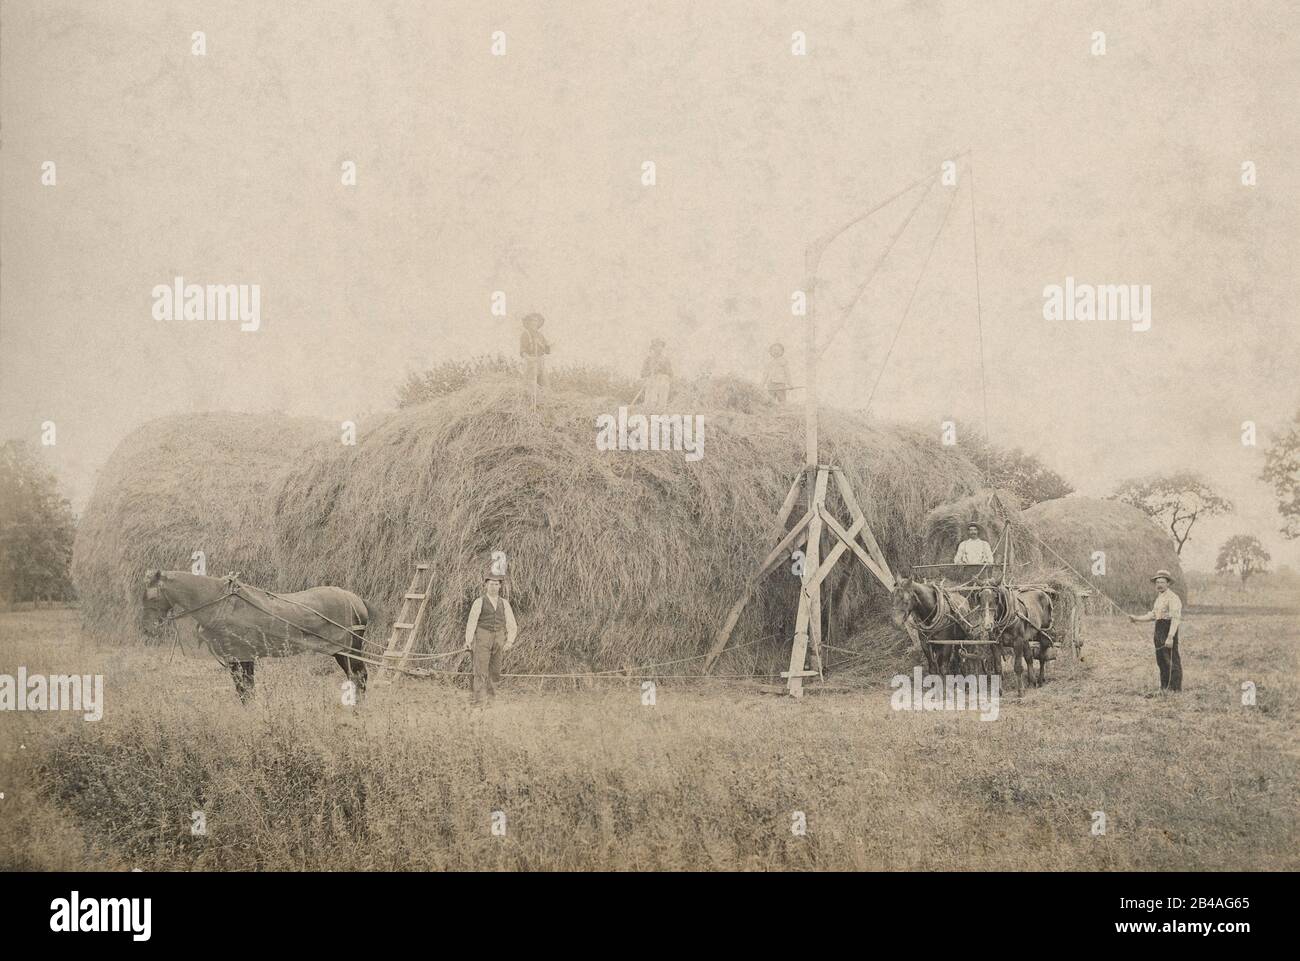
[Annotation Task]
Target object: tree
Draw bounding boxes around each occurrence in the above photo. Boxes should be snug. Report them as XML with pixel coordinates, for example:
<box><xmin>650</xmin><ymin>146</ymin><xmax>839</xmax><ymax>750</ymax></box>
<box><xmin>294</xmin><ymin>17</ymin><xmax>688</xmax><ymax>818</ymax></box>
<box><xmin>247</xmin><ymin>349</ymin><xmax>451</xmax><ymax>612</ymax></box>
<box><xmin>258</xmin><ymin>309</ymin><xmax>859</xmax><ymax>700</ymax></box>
<box><xmin>1111</xmin><ymin>471</ymin><xmax>1232</xmax><ymax>555</ymax></box>
<box><xmin>1260</xmin><ymin>410</ymin><xmax>1300</xmax><ymax>539</ymax></box>
<box><xmin>1215</xmin><ymin>534</ymin><xmax>1271</xmax><ymax>585</ymax></box>
<box><xmin>0</xmin><ymin>440</ymin><xmax>77</xmax><ymax>605</ymax></box>
<box><xmin>966</xmin><ymin>437</ymin><xmax>1075</xmax><ymax>507</ymax></box>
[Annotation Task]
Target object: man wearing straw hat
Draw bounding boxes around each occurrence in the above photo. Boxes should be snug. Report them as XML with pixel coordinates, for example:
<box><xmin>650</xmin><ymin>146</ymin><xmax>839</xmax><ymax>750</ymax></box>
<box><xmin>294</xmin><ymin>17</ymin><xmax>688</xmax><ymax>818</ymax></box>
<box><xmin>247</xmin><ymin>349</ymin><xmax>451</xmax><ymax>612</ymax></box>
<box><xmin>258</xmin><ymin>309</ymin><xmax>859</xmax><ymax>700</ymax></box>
<box><xmin>763</xmin><ymin>342</ymin><xmax>792</xmax><ymax>403</ymax></box>
<box><xmin>463</xmin><ymin>572</ymin><xmax>518</xmax><ymax>703</ymax></box>
<box><xmin>640</xmin><ymin>337</ymin><xmax>673</xmax><ymax>409</ymax></box>
<box><xmin>519</xmin><ymin>312</ymin><xmax>550</xmax><ymax>407</ymax></box>
<box><xmin>1128</xmin><ymin>569</ymin><xmax>1183</xmax><ymax>692</ymax></box>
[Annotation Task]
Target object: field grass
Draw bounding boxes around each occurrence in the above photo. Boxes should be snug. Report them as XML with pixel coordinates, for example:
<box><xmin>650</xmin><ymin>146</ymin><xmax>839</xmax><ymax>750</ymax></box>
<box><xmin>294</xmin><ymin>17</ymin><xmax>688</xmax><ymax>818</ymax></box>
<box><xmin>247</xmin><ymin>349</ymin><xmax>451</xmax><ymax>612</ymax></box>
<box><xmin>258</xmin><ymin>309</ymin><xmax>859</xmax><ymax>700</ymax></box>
<box><xmin>0</xmin><ymin>607</ymin><xmax>1295</xmax><ymax>871</ymax></box>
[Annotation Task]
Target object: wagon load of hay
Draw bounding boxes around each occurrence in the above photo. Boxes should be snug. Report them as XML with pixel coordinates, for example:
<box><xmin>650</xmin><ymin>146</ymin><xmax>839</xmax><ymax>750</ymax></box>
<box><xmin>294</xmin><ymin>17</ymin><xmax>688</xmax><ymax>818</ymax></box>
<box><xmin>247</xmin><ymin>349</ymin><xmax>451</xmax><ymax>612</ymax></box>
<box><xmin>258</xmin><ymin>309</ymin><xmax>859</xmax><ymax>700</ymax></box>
<box><xmin>71</xmin><ymin>412</ymin><xmax>336</xmax><ymax>641</ymax></box>
<box><xmin>919</xmin><ymin>488</ymin><xmax>1184</xmax><ymax>613</ymax></box>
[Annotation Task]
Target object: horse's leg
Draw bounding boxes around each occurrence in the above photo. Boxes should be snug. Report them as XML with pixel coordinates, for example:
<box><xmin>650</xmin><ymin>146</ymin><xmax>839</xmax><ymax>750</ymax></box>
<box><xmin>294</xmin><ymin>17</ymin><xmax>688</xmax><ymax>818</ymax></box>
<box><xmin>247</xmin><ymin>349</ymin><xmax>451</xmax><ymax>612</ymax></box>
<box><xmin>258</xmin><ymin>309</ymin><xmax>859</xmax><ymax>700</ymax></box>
<box><xmin>1012</xmin><ymin>637</ymin><xmax>1025</xmax><ymax>696</ymax></box>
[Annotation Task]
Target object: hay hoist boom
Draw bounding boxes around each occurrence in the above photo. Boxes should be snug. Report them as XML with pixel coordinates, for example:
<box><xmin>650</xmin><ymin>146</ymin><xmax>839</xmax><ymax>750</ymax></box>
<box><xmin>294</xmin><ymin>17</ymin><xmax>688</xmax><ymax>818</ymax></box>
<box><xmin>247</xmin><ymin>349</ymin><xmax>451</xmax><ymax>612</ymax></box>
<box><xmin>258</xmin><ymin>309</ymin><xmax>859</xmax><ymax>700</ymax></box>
<box><xmin>705</xmin><ymin>153</ymin><xmax>976</xmax><ymax>695</ymax></box>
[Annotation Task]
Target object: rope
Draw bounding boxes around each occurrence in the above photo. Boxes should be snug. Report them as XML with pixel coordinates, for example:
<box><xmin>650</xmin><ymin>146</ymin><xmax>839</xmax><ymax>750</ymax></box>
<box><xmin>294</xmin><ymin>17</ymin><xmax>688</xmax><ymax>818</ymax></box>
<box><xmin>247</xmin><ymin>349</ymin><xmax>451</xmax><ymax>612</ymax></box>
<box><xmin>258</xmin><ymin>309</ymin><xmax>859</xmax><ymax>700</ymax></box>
<box><xmin>863</xmin><ymin>169</ymin><xmax>965</xmax><ymax>415</ymax></box>
<box><xmin>968</xmin><ymin>153</ymin><xmax>993</xmax><ymax>483</ymax></box>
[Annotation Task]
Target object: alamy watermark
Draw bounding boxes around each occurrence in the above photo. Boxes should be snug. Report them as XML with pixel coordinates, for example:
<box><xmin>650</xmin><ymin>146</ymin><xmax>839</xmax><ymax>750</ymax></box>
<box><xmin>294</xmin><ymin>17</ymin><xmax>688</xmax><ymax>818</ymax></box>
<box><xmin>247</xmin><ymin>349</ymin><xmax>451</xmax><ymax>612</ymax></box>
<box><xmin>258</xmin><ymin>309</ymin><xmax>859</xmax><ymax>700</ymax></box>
<box><xmin>596</xmin><ymin>406</ymin><xmax>705</xmax><ymax>461</ymax></box>
<box><xmin>1042</xmin><ymin>276</ymin><xmax>1151</xmax><ymax>331</ymax></box>
<box><xmin>890</xmin><ymin>667</ymin><xmax>1000</xmax><ymax>721</ymax></box>
<box><xmin>151</xmin><ymin>276</ymin><xmax>261</xmax><ymax>331</ymax></box>
<box><xmin>0</xmin><ymin>668</ymin><xmax>103</xmax><ymax>721</ymax></box>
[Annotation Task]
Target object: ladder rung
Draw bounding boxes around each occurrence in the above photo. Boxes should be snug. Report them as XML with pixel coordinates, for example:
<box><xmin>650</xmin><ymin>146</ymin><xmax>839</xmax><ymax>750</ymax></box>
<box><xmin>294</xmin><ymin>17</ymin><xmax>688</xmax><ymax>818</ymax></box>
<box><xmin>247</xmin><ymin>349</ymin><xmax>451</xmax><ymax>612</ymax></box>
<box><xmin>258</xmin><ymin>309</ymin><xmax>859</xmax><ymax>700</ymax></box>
<box><xmin>393</xmin><ymin>622</ymin><xmax>416</xmax><ymax>630</ymax></box>
<box><xmin>404</xmin><ymin>593</ymin><xmax>426</xmax><ymax>600</ymax></box>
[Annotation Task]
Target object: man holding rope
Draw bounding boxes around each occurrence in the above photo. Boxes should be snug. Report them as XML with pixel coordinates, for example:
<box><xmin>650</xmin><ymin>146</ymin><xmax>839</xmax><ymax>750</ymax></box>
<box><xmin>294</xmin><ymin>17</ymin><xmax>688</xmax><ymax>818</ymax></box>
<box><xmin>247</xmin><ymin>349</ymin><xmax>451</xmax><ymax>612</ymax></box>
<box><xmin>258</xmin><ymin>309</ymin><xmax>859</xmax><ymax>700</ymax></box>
<box><xmin>1128</xmin><ymin>569</ymin><xmax>1183</xmax><ymax>693</ymax></box>
<box><xmin>463</xmin><ymin>572</ymin><xmax>518</xmax><ymax>703</ymax></box>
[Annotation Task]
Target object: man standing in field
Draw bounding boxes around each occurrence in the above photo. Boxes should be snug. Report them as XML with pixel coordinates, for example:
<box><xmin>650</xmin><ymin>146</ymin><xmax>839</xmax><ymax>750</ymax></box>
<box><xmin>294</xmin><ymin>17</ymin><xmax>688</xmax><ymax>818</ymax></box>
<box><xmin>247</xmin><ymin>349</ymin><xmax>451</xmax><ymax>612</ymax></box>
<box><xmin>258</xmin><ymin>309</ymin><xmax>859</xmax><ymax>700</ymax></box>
<box><xmin>1128</xmin><ymin>569</ymin><xmax>1183</xmax><ymax>692</ymax></box>
<box><xmin>463</xmin><ymin>572</ymin><xmax>518</xmax><ymax>703</ymax></box>
<box><xmin>953</xmin><ymin>523</ymin><xmax>995</xmax><ymax>565</ymax></box>
<box><xmin>520</xmin><ymin>312</ymin><xmax>550</xmax><ymax>407</ymax></box>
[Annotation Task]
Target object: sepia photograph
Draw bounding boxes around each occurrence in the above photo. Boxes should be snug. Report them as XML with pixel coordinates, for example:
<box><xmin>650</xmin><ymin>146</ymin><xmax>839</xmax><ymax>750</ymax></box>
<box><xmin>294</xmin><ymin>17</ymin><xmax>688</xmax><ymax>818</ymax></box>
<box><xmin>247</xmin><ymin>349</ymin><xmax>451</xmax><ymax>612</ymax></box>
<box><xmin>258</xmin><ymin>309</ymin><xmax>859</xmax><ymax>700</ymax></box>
<box><xmin>0</xmin><ymin>0</ymin><xmax>1295</xmax><ymax>936</ymax></box>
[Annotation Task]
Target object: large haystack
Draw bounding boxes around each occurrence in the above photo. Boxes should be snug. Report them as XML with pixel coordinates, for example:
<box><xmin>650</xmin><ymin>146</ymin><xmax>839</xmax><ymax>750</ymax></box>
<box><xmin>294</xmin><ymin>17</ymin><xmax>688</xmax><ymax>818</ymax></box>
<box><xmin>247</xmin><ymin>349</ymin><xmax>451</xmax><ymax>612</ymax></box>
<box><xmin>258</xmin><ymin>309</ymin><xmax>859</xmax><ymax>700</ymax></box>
<box><xmin>1020</xmin><ymin>496</ymin><xmax>1186</xmax><ymax>610</ymax></box>
<box><xmin>264</xmin><ymin>378</ymin><xmax>982</xmax><ymax>674</ymax></box>
<box><xmin>71</xmin><ymin>412</ymin><xmax>336</xmax><ymax>640</ymax></box>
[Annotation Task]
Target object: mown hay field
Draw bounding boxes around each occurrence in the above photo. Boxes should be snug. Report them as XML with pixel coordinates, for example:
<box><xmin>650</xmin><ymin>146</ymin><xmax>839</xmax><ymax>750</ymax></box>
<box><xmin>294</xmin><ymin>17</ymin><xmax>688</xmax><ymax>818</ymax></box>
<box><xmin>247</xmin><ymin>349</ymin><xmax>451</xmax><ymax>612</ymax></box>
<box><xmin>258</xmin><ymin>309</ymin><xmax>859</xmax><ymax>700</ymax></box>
<box><xmin>1</xmin><ymin>607</ymin><xmax>1295</xmax><ymax>871</ymax></box>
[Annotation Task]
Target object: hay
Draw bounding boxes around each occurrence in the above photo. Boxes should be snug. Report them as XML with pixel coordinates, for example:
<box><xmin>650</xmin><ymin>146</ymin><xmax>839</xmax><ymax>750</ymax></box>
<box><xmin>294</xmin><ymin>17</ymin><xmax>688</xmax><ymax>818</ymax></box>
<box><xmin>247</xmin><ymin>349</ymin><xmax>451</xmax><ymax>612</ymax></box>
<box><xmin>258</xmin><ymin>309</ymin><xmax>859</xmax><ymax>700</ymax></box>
<box><xmin>1019</xmin><ymin>496</ymin><xmax>1186</xmax><ymax>612</ymax></box>
<box><xmin>70</xmin><ymin>412</ymin><xmax>336</xmax><ymax>641</ymax></box>
<box><xmin>262</xmin><ymin>377</ymin><xmax>982</xmax><ymax>675</ymax></box>
<box><xmin>73</xmin><ymin>378</ymin><xmax>984</xmax><ymax>673</ymax></box>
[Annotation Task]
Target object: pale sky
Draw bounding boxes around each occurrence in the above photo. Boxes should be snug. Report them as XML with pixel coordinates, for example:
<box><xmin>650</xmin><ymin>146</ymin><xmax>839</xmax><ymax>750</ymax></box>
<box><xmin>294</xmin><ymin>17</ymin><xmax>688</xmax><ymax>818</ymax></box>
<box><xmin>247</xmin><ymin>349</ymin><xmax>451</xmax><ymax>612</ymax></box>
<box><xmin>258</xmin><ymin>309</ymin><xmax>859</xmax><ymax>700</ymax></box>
<box><xmin>2</xmin><ymin>0</ymin><xmax>1297</xmax><ymax>572</ymax></box>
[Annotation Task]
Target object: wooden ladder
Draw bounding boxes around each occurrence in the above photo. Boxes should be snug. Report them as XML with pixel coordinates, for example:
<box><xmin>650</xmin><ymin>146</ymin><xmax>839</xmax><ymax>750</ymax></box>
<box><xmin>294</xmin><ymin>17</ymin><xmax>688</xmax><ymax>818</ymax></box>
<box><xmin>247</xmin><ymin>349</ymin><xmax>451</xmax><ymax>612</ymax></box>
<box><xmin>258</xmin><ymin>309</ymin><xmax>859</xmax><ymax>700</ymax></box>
<box><xmin>378</xmin><ymin>563</ymin><xmax>436</xmax><ymax>683</ymax></box>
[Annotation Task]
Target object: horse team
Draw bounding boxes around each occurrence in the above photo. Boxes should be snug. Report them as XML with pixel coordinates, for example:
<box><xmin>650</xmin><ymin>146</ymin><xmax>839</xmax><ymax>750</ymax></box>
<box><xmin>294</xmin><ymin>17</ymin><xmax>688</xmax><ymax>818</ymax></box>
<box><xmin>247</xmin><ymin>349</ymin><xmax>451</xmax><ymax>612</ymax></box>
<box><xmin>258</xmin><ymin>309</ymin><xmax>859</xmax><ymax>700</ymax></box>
<box><xmin>890</xmin><ymin>574</ymin><xmax>1056</xmax><ymax>693</ymax></box>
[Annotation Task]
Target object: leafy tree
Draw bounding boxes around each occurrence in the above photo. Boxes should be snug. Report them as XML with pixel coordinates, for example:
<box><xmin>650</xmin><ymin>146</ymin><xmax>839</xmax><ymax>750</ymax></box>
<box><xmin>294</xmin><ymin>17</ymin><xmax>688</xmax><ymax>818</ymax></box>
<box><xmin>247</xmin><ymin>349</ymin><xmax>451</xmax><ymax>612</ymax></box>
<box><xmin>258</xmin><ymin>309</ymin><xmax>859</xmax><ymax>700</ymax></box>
<box><xmin>965</xmin><ymin>437</ymin><xmax>1075</xmax><ymax>507</ymax></box>
<box><xmin>1111</xmin><ymin>471</ymin><xmax>1232</xmax><ymax>555</ymax></box>
<box><xmin>1215</xmin><ymin>534</ymin><xmax>1271</xmax><ymax>585</ymax></box>
<box><xmin>1260</xmin><ymin>410</ymin><xmax>1300</xmax><ymax>539</ymax></box>
<box><xmin>0</xmin><ymin>440</ymin><xmax>77</xmax><ymax>605</ymax></box>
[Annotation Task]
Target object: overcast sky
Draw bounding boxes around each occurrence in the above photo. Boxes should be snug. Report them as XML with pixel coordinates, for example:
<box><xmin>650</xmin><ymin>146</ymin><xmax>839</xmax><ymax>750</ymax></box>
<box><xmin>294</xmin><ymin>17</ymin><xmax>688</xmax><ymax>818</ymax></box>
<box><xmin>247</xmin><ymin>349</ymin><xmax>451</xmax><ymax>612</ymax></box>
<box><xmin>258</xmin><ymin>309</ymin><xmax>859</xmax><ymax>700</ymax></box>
<box><xmin>3</xmin><ymin>0</ymin><xmax>1297</xmax><ymax>572</ymax></box>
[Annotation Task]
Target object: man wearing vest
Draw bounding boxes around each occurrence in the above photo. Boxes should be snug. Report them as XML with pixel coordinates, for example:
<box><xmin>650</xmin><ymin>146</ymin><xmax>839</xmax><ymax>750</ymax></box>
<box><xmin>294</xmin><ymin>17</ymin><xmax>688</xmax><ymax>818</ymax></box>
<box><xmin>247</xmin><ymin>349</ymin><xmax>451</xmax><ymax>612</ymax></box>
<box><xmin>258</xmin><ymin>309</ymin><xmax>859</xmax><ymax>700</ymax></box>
<box><xmin>463</xmin><ymin>573</ymin><xmax>518</xmax><ymax>702</ymax></box>
<box><xmin>1128</xmin><ymin>569</ymin><xmax>1183</xmax><ymax>692</ymax></box>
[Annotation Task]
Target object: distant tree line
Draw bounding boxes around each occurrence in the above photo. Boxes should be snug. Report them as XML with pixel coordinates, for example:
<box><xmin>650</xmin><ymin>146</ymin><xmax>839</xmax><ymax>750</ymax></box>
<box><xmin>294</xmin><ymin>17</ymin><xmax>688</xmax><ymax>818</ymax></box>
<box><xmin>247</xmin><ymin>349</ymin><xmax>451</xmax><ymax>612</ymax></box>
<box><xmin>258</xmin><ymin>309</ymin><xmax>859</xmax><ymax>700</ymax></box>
<box><xmin>0</xmin><ymin>439</ymin><xmax>76</xmax><ymax>605</ymax></box>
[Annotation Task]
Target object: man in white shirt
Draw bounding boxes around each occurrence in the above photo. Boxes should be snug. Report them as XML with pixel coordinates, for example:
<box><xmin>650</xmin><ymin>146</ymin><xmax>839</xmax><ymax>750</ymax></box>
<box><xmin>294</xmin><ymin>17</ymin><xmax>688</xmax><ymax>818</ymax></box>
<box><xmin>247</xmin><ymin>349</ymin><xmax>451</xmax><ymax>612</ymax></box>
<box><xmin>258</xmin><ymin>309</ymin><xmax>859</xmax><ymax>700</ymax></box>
<box><xmin>953</xmin><ymin>524</ymin><xmax>995</xmax><ymax>565</ymax></box>
<box><xmin>1128</xmin><ymin>569</ymin><xmax>1183</xmax><ymax>692</ymax></box>
<box><xmin>463</xmin><ymin>573</ymin><xmax>518</xmax><ymax>702</ymax></box>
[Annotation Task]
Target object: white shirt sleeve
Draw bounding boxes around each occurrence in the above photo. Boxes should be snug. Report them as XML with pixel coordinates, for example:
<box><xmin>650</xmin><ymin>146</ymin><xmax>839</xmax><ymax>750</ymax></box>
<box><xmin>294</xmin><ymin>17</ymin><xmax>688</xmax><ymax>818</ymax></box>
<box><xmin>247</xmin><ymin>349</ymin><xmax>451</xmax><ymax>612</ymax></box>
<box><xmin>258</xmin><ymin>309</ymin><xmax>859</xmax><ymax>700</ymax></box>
<box><xmin>503</xmin><ymin>599</ymin><xmax>518</xmax><ymax>644</ymax></box>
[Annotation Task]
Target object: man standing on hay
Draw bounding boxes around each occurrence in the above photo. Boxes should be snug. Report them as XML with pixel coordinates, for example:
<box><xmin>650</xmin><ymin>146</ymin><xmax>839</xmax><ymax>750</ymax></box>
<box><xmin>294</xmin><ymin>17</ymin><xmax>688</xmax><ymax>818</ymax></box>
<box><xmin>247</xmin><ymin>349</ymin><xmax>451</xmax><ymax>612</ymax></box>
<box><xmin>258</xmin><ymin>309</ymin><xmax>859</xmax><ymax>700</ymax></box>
<box><xmin>519</xmin><ymin>312</ymin><xmax>550</xmax><ymax>407</ymax></box>
<box><xmin>463</xmin><ymin>572</ymin><xmax>518</xmax><ymax>703</ymax></box>
<box><xmin>763</xmin><ymin>342</ymin><xmax>791</xmax><ymax>403</ymax></box>
<box><xmin>1128</xmin><ymin>569</ymin><xmax>1183</xmax><ymax>693</ymax></box>
<box><xmin>953</xmin><ymin>523</ymin><xmax>995</xmax><ymax>565</ymax></box>
<box><xmin>640</xmin><ymin>337</ymin><xmax>673</xmax><ymax>409</ymax></box>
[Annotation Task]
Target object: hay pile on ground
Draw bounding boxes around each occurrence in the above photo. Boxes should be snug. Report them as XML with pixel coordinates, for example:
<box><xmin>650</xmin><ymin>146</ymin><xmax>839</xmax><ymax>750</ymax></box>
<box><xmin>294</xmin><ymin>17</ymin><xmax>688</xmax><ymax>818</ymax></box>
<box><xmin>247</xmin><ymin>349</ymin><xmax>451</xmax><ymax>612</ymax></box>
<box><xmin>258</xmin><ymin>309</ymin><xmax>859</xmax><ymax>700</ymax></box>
<box><xmin>71</xmin><ymin>413</ymin><xmax>336</xmax><ymax>641</ymax></box>
<box><xmin>264</xmin><ymin>377</ymin><xmax>983</xmax><ymax>676</ymax></box>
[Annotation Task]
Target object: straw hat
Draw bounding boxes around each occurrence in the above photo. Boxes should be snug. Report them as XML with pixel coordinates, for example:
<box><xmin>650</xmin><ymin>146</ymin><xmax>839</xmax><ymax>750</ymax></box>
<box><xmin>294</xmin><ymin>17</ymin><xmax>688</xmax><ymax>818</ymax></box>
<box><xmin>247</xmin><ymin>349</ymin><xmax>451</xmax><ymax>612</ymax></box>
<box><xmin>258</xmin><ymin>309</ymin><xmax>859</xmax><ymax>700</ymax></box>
<box><xmin>521</xmin><ymin>312</ymin><xmax>545</xmax><ymax>329</ymax></box>
<box><xmin>964</xmin><ymin>522</ymin><xmax>986</xmax><ymax>537</ymax></box>
<box><xmin>1150</xmin><ymin>569</ymin><xmax>1174</xmax><ymax>584</ymax></box>
<box><xmin>769</xmin><ymin>343</ymin><xmax>785</xmax><ymax>357</ymax></box>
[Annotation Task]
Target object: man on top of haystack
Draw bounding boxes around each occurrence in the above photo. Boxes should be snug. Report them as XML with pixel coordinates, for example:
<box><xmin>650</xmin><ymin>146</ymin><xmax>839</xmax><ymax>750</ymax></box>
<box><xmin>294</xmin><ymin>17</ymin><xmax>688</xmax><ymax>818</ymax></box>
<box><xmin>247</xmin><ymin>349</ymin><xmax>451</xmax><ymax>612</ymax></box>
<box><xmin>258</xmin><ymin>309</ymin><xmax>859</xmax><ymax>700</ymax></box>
<box><xmin>763</xmin><ymin>343</ymin><xmax>791</xmax><ymax>403</ymax></box>
<box><xmin>953</xmin><ymin>523</ymin><xmax>995</xmax><ymax>565</ymax></box>
<box><xmin>640</xmin><ymin>337</ymin><xmax>673</xmax><ymax>409</ymax></box>
<box><xmin>520</xmin><ymin>312</ymin><xmax>550</xmax><ymax>407</ymax></box>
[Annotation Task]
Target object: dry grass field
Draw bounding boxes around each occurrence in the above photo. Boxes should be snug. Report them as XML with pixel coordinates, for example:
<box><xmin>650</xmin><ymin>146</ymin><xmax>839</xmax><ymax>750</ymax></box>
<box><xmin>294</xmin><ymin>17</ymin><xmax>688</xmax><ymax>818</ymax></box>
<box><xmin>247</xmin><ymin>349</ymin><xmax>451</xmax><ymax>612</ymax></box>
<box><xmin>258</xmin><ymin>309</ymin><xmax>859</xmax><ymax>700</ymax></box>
<box><xmin>1</xmin><ymin>606</ymin><xmax>1295</xmax><ymax>871</ymax></box>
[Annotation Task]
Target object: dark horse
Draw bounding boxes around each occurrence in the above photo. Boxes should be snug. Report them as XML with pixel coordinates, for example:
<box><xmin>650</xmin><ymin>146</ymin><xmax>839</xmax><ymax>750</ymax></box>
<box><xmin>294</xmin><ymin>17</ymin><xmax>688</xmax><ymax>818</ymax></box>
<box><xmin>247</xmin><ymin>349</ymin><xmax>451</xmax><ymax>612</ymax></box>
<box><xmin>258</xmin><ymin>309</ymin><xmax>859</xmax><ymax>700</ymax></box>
<box><xmin>890</xmin><ymin>575</ymin><xmax>975</xmax><ymax>674</ymax></box>
<box><xmin>142</xmin><ymin>570</ymin><xmax>373</xmax><ymax>703</ymax></box>
<box><xmin>976</xmin><ymin>585</ymin><xmax>1054</xmax><ymax>694</ymax></box>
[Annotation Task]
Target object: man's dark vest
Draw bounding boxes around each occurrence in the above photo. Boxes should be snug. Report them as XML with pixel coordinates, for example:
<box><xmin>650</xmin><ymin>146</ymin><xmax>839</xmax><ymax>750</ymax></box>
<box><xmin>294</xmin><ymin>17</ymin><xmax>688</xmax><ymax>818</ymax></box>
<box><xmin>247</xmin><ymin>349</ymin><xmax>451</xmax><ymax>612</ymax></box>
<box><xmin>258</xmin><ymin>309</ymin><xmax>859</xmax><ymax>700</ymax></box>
<box><xmin>477</xmin><ymin>595</ymin><xmax>506</xmax><ymax>634</ymax></box>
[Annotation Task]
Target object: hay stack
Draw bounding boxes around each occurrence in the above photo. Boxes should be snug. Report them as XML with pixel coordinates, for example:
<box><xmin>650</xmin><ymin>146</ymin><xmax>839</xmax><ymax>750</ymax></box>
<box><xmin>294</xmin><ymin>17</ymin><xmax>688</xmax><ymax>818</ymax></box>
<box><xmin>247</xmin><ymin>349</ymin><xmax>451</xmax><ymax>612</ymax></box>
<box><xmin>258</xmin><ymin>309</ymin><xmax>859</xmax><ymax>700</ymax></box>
<box><xmin>265</xmin><ymin>378</ymin><xmax>983</xmax><ymax>674</ymax></box>
<box><xmin>1020</xmin><ymin>496</ymin><xmax>1185</xmax><ymax>610</ymax></box>
<box><xmin>71</xmin><ymin>412</ymin><xmax>336</xmax><ymax>640</ymax></box>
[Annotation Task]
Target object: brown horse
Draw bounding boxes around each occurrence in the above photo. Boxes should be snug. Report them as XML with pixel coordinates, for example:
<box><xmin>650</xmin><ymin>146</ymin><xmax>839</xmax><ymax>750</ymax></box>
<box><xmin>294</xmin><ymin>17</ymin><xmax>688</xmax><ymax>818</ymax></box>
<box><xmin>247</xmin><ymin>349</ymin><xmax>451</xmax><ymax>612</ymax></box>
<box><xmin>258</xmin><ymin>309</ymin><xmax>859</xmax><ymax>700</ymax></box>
<box><xmin>141</xmin><ymin>570</ymin><xmax>373</xmax><ymax>703</ymax></box>
<box><xmin>977</xmin><ymin>585</ymin><xmax>1054</xmax><ymax>694</ymax></box>
<box><xmin>890</xmin><ymin>576</ymin><xmax>976</xmax><ymax>674</ymax></box>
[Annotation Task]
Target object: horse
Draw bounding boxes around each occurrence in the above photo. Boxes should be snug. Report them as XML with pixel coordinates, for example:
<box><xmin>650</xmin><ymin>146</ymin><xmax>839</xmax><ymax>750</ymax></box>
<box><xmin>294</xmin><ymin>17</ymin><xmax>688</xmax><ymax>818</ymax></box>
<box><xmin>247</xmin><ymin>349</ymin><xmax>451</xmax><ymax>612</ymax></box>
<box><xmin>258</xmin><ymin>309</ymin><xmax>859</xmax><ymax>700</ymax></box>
<box><xmin>890</xmin><ymin>575</ymin><xmax>976</xmax><ymax>675</ymax></box>
<box><xmin>976</xmin><ymin>585</ymin><xmax>1054</xmax><ymax>694</ymax></box>
<box><xmin>141</xmin><ymin>570</ymin><xmax>374</xmax><ymax>703</ymax></box>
